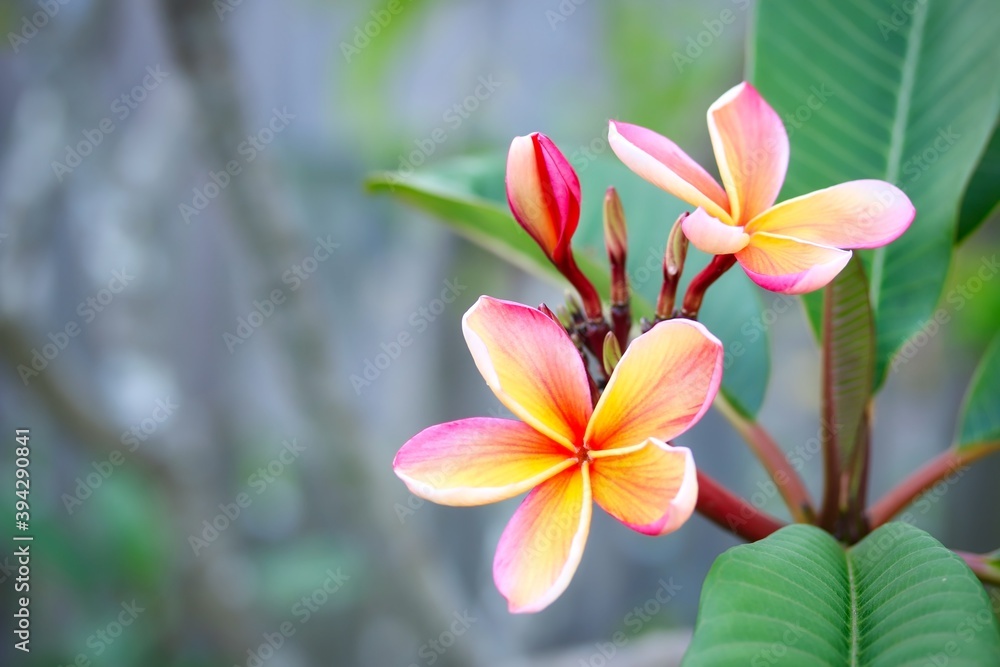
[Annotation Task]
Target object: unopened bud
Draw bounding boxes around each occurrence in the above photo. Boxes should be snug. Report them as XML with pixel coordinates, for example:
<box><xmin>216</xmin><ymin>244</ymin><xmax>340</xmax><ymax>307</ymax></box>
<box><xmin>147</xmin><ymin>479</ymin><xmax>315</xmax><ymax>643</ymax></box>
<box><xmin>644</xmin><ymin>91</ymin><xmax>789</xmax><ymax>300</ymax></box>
<box><xmin>602</xmin><ymin>331</ymin><xmax>622</xmax><ymax>378</ymax></box>
<box><xmin>656</xmin><ymin>212</ymin><xmax>690</xmax><ymax>320</ymax></box>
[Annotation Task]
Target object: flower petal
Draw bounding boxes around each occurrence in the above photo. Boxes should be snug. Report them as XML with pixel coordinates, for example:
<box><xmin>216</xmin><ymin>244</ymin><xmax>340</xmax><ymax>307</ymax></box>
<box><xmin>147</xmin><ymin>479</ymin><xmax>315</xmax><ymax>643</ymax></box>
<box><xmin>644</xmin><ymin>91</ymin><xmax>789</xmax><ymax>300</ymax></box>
<box><xmin>681</xmin><ymin>207</ymin><xmax>750</xmax><ymax>255</ymax></box>
<box><xmin>591</xmin><ymin>440</ymin><xmax>697</xmax><ymax>536</ymax></box>
<box><xmin>746</xmin><ymin>179</ymin><xmax>915</xmax><ymax>249</ymax></box>
<box><xmin>736</xmin><ymin>232</ymin><xmax>852</xmax><ymax>294</ymax></box>
<box><xmin>463</xmin><ymin>297</ymin><xmax>592</xmax><ymax>450</ymax></box>
<box><xmin>609</xmin><ymin>120</ymin><xmax>731</xmax><ymax>222</ymax></box>
<box><xmin>506</xmin><ymin>133</ymin><xmax>581</xmax><ymax>263</ymax></box>
<box><xmin>394</xmin><ymin>418</ymin><xmax>576</xmax><ymax>506</ymax></box>
<box><xmin>708</xmin><ymin>82</ymin><xmax>789</xmax><ymax>224</ymax></box>
<box><xmin>585</xmin><ymin>319</ymin><xmax>723</xmax><ymax>451</ymax></box>
<box><xmin>493</xmin><ymin>464</ymin><xmax>591</xmax><ymax>613</ymax></box>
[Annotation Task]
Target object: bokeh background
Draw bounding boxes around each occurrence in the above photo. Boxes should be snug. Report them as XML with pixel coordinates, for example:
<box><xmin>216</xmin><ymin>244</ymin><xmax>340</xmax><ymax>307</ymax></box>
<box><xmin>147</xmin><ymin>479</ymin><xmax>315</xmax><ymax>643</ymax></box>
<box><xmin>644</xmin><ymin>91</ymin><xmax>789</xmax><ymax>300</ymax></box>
<box><xmin>0</xmin><ymin>1</ymin><xmax>997</xmax><ymax>665</ymax></box>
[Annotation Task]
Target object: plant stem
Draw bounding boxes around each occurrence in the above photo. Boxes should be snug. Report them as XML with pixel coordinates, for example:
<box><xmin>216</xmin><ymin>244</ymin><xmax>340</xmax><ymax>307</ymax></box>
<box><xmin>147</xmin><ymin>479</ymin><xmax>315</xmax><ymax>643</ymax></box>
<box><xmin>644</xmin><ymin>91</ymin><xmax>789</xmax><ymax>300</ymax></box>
<box><xmin>714</xmin><ymin>394</ymin><xmax>816</xmax><ymax>524</ymax></box>
<box><xmin>866</xmin><ymin>443</ymin><xmax>1000</xmax><ymax>528</ymax></box>
<box><xmin>679</xmin><ymin>254</ymin><xmax>736</xmax><ymax>319</ymax></box>
<box><xmin>696</xmin><ymin>470</ymin><xmax>786</xmax><ymax>542</ymax></box>
<box><xmin>954</xmin><ymin>550</ymin><xmax>1000</xmax><ymax>587</ymax></box>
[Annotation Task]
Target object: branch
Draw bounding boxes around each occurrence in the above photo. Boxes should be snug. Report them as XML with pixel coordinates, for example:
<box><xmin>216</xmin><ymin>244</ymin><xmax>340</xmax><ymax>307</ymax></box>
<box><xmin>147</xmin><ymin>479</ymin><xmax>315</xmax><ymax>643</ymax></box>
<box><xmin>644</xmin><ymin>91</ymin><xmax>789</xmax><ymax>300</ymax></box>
<box><xmin>696</xmin><ymin>470</ymin><xmax>787</xmax><ymax>542</ymax></box>
<box><xmin>954</xmin><ymin>550</ymin><xmax>1000</xmax><ymax>587</ymax></box>
<box><xmin>867</xmin><ymin>443</ymin><xmax>1000</xmax><ymax>528</ymax></box>
<box><xmin>679</xmin><ymin>254</ymin><xmax>736</xmax><ymax>319</ymax></box>
<box><xmin>714</xmin><ymin>394</ymin><xmax>816</xmax><ymax>523</ymax></box>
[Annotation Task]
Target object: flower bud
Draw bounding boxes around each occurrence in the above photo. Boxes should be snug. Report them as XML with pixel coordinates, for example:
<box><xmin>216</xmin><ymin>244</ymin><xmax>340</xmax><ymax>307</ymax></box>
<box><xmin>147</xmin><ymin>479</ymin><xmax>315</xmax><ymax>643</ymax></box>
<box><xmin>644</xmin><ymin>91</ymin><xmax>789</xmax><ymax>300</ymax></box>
<box><xmin>506</xmin><ymin>132</ymin><xmax>581</xmax><ymax>266</ymax></box>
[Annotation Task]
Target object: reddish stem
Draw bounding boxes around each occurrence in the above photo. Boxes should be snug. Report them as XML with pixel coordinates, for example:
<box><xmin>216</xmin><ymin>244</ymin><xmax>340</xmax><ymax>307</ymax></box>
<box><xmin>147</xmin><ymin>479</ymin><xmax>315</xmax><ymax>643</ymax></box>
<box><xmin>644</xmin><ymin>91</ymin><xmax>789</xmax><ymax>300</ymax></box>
<box><xmin>560</xmin><ymin>254</ymin><xmax>603</xmax><ymax>322</ymax></box>
<box><xmin>954</xmin><ymin>550</ymin><xmax>1000</xmax><ymax>587</ymax></box>
<box><xmin>867</xmin><ymin>444</ymin><xmax>999</xmax><ymax>528</ymax></box>
<box><xmin>680</xmin><ymin>255</ymin><xmax>737</xmax><ymax>319</ymax></box>
<box><xmin>696</xmin><ymin>470</ymin><xmax>786</xmax><ymax>542</ymax></box>
<box><xmin>714</xmin><ymin>394</ymin><xmax>815</xmax><ymax>524</ymax></box>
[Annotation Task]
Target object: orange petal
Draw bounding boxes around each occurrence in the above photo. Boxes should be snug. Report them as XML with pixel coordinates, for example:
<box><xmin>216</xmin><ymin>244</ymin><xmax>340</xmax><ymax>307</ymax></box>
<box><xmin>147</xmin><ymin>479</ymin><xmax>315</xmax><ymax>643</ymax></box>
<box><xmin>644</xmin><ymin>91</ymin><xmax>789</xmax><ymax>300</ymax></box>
<box><xmin>736</xmin><ymin>232</ymin><xmax>851</xmax><ymax>294</ymax></box>
<box><xmin>585</xmin><ymin>319</ymin><xmax>723</xmax><ymax>452</ymax></box>
<box><xmin>493</xmin><ymin>464</ymin><xmax>591</xmax><ymax>613</ymax></box>
<box><xmin>591</xmin><ymin>440</ymin><xmax>697</xmax><ymax>536</ymax></box>
<box><xmin>609</xmin><ymin>120</ymin><xmax>731</xmax><ymax>223</ymax></box>
<box><xmin>463</xmin><ymin>297</ymin><xmax>591</xmax><ymax>451</ymax></box>
<box><xmin>394</xmin><ymin>418</ymin><xmax>576</xmax><ymax>506</ymax></box>
<box><xmin>708</xmin><ymin>82</ymin><xmax>789</xmax><ymax>224</ymax></box>
<box><xmin>681</xmin><ymin>207</ymin><xmax>750</xmax><ymax>255</ymax></box>
<box><xmin>746</xmin><ymin>180</ymin><xmax>914</xmax><ymax>249</ymax></box>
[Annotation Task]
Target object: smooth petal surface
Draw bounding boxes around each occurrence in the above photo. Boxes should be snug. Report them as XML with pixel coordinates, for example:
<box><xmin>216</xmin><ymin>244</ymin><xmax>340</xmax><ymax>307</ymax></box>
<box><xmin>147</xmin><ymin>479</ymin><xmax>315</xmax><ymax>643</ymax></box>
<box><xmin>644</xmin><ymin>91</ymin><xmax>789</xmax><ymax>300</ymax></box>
<box><xmin>609</xmin><ymin>120</ymin><xmax>731</xmax><ymax>222</ymax></box>
<box><xmin>708</xmin><ymin>82</ymin><xmax>789</xmax><ymax>224</ymax></box>
<box><xmin>585</xmin><ymin>319</ymin><xmax>723</xmax><ymax>451</ymax></box>
<box><xmin>591</xmin><ymin>440</ymin><xmax>697</xmax><ymax>536</ymax></box>
<box><xmin>494</xmin><ymin>465</ymin><xmax>592</xmax><ymax>613</ymax></box>
<box><xmin>736</xmin><ymin>232</ymin><xmax>852</xmax><ymax>294</ymax></box>
<box><xmin>746</xmin><ymin>179</ymin><xmax>915</xmax><ymax>249</ymax></box>
<box><xmin>394</xmin><ymin>418</ymin><xmax>576</xmax><ymax>506</ymax></box>
<box><xmin>463</xmin><ymin>297</ymin><xmax>592</xmax><ymax>450</ymax></box>
<box><xmin>506</xmin><ymin>133</ymin><xmax>580</xmax><ymax>263</ymax></box>
<box><xmin>681</xmin><ymin>207</ymin><xmax>750</xmax><ymax>255</ymax></box>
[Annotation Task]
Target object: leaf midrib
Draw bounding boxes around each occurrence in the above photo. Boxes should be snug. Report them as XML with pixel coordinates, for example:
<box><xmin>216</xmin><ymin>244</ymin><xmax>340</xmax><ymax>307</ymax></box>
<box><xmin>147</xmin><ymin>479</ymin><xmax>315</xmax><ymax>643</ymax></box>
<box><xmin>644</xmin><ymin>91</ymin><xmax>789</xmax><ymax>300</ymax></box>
<box><xmin>845</xmin><ymin>550</ymin><xmax>861</xmax><ymax>666</ymax></box>
<box><xmin>870</xmin><ymin>0</ymin><xmax>930</xmax><ymax>308</ymax></box>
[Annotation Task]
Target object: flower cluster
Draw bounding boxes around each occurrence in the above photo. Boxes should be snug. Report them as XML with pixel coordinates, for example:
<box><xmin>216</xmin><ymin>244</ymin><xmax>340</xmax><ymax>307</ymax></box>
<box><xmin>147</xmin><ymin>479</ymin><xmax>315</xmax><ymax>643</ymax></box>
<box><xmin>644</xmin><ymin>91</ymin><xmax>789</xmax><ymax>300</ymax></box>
<box><xmin>393</xmin><ymin>82</ymin><xmax>914</xmax><ymax>612</ymax></box>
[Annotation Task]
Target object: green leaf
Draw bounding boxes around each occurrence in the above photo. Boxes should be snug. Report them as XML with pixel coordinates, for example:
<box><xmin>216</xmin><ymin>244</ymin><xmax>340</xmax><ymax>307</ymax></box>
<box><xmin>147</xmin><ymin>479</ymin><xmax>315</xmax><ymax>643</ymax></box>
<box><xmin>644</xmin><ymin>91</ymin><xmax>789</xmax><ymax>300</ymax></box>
<box><xmin>956</xmin><ymin>332</ymin><xmax>1000</xmax><ymax>451</ymax></box>
<box><xmin>749</xmin><ymin>0</ymin><xmax>1000</xmax><ymax>387</ymax></box>
<box><xmin>821</xmin><ymin>257</ymin><xmax>874</xmax><ymax>516</ymax></box>
<box><xmin>683</xmin><ymin>523</ymin><xmax>1000</xmax><ymax>665</ymax></box>
<box><xmin>957</xmin><ymin>122</ymin><xmax>1000</xmax><ymax>243</ymax></box>
<box><xmin>368</xmin><ymin>154</ymin><xmax>772</xmax><ymax>416</ymax></box>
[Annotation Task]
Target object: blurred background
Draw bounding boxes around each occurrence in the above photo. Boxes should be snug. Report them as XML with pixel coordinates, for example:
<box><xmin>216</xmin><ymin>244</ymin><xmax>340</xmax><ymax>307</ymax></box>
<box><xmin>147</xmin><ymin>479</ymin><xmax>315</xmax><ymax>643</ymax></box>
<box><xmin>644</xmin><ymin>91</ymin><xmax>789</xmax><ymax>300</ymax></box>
<box><xmin>0</xmin><ymin>1</ymin><xmax>997</xmax><ymax>665</ymax></box>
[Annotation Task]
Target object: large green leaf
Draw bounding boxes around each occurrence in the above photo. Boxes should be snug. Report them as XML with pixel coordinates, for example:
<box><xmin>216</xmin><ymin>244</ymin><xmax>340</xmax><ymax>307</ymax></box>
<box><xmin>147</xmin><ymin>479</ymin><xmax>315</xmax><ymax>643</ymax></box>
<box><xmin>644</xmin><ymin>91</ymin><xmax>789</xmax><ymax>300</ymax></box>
<box><xmin>750</xmin><ymin>0</ymin><xmax>1000</xmax><ymax>387</ymax></box>
<box><xmin>957</xmin><ymin>122</ymin><xmax>1000</xmax><ymax>243</ymax></box>
<box><xmin>368</xmin><ymin>155</ymin><xmax>772</xmax><ymax>415</ymax></box>
<box><xmin>820</xmin><ymin>257</ymin><xmax>874</xmax><ymax>528</ymax></box>
<box><xmin>683</xmin><ymin>523</ymin><xmax>1000</xmax><ymax>665</ymax></box>
<box><xmin>956</xmin><ymin>332</ymin><xmax>1000</xmax><ymax>451</ymax></box>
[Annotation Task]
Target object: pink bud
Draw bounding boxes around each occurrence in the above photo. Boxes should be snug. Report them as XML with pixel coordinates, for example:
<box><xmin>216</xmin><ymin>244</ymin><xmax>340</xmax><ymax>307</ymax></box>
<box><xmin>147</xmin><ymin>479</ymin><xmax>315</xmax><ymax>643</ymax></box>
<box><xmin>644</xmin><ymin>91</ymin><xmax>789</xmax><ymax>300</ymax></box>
<box><xmin>505</xmin><ymin>133</ymin><xmax>581</xmax><ymax>265</ymax></box>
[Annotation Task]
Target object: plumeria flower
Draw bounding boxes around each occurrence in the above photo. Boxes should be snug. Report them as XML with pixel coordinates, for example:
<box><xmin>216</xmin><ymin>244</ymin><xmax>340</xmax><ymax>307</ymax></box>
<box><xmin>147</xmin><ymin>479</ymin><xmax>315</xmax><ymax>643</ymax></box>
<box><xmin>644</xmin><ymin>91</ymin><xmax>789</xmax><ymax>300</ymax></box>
<box><xmin>393</xmin><ymin>296</ymin><xmax>723</xmax><ymax>612</ymax></box>
<box><xmin>609</xmin><ymin>82</ymin><xmax>915</xmax><ymax>294</ymax></box>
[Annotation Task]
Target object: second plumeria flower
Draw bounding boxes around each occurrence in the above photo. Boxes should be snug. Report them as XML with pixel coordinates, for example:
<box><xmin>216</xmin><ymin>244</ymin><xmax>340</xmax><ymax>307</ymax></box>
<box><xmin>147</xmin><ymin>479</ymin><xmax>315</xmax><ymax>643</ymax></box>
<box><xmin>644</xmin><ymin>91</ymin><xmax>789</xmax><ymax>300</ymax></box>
<box><xmin>394</xmin><ymin>296</ymin><xmax>723</xmax><ymax>613</ymax></box>
<box><xmin>609</xmin><ymin>82</ymin><xmax>916</xmax><ymax>294</ymax></box>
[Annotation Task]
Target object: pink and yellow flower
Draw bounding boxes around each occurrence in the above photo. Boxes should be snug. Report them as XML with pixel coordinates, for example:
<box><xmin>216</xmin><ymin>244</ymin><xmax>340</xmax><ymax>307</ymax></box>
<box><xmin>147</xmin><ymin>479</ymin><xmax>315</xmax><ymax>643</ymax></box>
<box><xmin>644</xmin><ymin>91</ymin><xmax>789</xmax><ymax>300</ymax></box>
<box><xmin>393</xmin><ymin>296</ymin><xmax>723</xmax><ymax>612</ymax></box>
<box><xmin>609</xmin><ymin>82</ymin><xmax>915</xmax><ymax>294</ymax></box>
